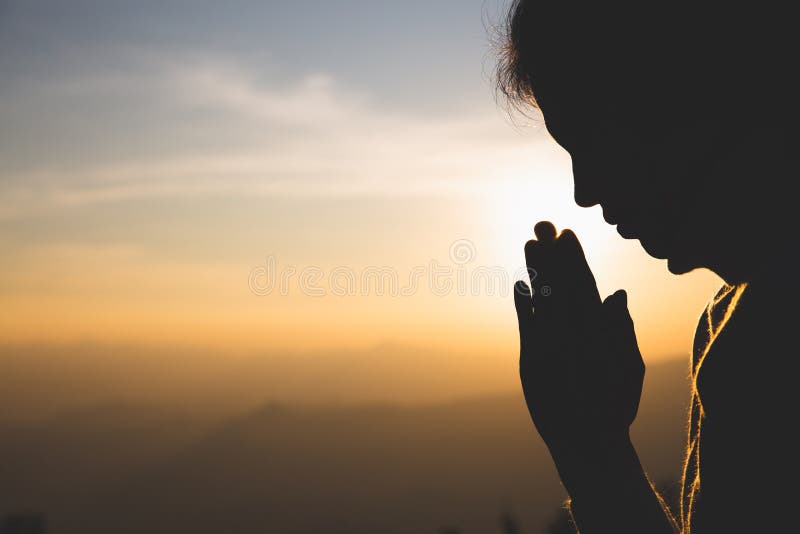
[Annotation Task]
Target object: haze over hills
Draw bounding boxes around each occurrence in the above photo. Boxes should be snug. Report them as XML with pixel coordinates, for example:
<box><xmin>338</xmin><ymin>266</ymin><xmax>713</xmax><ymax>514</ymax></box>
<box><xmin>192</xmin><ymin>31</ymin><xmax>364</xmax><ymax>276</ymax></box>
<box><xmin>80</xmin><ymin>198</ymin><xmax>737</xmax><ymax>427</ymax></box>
<box><xmin>1</xmin><ymin>347</ymin><xmax>691</xmax><ymax>534</ymax></box>
<box><xmin>0</xmin><ymin>343</ymin><xmax>525</xmax><ymax>423</ymax></box>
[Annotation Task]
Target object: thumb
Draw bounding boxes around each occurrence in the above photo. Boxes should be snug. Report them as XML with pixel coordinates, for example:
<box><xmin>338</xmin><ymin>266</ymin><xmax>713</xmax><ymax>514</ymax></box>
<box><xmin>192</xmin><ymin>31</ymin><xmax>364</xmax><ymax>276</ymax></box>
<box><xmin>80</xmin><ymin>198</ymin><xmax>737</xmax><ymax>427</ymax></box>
<box><xmin>602</xmin><ymin>290</ymin><xmax>638</xmax><ymax>350</ymax></box>
<box><xmin>603</xmin><ymin>289</ymin><xmax>644</xmax><ymax>367</ymax></box>
<box><xmin>603</xmin><ymin>289</ymin><xmax>631</xmax><ymax>328</ymax></box>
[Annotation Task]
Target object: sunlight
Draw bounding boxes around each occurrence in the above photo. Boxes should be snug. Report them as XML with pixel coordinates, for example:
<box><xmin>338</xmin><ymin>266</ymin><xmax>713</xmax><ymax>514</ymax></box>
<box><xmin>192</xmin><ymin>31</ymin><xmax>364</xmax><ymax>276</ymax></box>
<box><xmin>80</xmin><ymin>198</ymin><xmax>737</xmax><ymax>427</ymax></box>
<box><xmin>481</xmin><ymin>164</ymin><xmax>618</xmax><ymax>280</ymax></box>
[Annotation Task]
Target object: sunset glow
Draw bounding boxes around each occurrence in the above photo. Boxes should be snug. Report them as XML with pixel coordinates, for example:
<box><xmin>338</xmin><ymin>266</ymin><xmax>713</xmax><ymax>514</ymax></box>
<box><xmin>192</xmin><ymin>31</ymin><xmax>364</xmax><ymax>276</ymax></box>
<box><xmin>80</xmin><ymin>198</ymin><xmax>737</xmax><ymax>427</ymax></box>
<box><xmin>1</xmin><ymin>1</ymin><xmax>721</xmax><ymax>409</ymax></box>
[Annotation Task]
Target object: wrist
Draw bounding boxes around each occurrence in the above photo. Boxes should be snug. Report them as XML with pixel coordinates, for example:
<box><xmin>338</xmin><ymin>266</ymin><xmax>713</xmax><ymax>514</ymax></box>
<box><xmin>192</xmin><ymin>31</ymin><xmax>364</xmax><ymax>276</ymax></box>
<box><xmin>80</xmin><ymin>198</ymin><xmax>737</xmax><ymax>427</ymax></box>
<box><xmin>547</xmin><ymin>431</ymin><xmax>647</xmax><ymax>499</ymax></box>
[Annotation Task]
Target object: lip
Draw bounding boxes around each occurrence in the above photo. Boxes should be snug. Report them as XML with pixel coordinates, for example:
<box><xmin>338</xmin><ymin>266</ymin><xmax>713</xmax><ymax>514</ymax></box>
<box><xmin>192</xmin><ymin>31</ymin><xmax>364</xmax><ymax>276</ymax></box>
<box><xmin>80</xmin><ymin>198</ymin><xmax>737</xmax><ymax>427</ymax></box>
<box><xmin>617</xmin><ymin>223</ymin><xmax>637</xmax><ymax>239</ymax></box>
<box><xmin>602</xmin><ymin>210</ymin><xmax>618</xmax><ymax>225</ymax></box>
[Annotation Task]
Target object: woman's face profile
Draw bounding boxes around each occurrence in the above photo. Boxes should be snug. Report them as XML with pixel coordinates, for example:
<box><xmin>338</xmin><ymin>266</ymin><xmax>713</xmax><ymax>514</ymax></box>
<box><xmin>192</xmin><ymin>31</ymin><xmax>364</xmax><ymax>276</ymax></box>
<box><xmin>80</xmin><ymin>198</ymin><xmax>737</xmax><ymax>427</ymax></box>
<box><xmin>534</xmin><ymin>80</ymin><xmax>726</xmax><ymax>276</ymax></box>
<box><xmin>501</xmin><ymin>2</ymin><xmax>795</xmax><ymax>283</ymax></box>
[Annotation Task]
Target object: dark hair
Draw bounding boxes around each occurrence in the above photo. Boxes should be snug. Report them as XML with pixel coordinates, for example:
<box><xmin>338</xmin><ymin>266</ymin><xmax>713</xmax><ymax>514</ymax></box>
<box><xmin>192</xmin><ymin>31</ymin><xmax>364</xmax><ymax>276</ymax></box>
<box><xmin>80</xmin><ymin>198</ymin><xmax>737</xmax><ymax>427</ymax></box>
<box><xmin>495</xmin><ymin>0</ymin><xmax>538</xmax><ymax>112</ymax></box>
<box><xmin>495</xmin><ymin>2</ymin><xmax>799</xmax><ymax>131</ymax></box>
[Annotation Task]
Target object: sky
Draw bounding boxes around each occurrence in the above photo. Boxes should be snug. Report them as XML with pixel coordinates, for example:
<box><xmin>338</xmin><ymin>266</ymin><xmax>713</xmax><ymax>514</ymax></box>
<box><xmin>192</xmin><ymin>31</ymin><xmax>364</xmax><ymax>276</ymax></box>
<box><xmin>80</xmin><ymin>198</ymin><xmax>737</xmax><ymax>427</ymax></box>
<box><xmin>0</xmin><ymin>1</ymin><xmax>722</xmax><ymax>405</ymax></box>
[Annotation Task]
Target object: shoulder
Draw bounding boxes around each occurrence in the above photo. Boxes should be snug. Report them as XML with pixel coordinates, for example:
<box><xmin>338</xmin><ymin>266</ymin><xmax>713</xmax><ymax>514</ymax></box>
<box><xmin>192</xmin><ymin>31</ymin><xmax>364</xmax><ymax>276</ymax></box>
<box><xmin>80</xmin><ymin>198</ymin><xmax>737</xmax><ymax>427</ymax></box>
<box><xmin>691</xmin><ymin>283</ymin><xmax>742</xmax><ymax>375</ymax></box>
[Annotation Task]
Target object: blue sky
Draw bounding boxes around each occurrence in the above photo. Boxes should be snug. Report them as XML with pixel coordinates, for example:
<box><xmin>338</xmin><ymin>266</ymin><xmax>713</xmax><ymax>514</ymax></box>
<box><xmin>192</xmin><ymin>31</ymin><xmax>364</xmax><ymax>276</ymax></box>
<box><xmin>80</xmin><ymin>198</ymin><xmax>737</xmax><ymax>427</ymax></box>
<box><xmin>0</xmin><ymin>1</ymin><xmax>539</xmax><ymax>214</ymax></box>
<box><xmin>0</xmin><ymin>0</ymin><xmax>507</xmax><ymax>170</ymax></box>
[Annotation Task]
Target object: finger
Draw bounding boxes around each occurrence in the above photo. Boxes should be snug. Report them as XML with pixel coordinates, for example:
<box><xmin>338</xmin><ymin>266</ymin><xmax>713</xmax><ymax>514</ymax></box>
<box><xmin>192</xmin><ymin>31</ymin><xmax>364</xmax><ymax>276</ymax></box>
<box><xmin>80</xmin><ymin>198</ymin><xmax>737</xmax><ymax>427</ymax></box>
<box><xmin>514</xmin><ymin>280</ymin><xmax>534</xmax><ymax>332</ymax></box>
<box><xmin>524</xmin><ymin>239</ymin><xmax>556</xmax><ymax>312</ymax></box>
<box><xmin>525</xmin><ymin>224</ymin><xmax>560</xmax><ymax>313</ymax></box>
<box><xmin>514</xmin><ymin>281</ymin><xmax>534</xmax><ymax>351</ymax></box>
<box><xmin>554</xmin><ymin>229</ymin><xmax>601</xmax><ymax>314</ymax></box>
<box><xmin>534</xmin><ymin>220</ymin><xmax>557</xmax><ymax>243</ymax></box>
<box><xmin>523</xmin><ymin>238</ymin><xmax>539</xmax><ymax>288</ymax></box>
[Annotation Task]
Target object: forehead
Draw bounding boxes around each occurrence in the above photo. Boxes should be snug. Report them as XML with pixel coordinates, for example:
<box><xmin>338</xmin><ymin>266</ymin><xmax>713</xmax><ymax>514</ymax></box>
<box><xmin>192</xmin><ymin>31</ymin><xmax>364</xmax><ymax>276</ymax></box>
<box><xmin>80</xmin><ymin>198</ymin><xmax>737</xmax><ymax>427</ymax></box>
<box><xmin>532</xmin><ymin>72</ymin><xmax>679</xmax><ymax>137</ymax></box>
<box><xmin>533</xmin><ymin>82</ymin><xmax>619</xmax><ymax>131</ymax></box>
<box><xmin>524</xmin><ymin>42</ymin><xmax>682</xmax><ymax>126</ymax></box>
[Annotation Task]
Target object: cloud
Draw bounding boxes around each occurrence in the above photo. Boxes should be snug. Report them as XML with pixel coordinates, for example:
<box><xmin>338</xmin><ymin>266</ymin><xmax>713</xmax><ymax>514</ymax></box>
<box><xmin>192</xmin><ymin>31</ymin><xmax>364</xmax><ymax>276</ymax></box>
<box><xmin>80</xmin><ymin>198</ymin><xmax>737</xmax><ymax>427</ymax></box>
<box><xmin>169</xmin><ymin>63</ymin><xmax>360</xmax><ymax>127</ymax></box>
<box><xmin>0</xmin><ymin>51</ymin><xmax>555</xmax><ymax>219</ymax></box>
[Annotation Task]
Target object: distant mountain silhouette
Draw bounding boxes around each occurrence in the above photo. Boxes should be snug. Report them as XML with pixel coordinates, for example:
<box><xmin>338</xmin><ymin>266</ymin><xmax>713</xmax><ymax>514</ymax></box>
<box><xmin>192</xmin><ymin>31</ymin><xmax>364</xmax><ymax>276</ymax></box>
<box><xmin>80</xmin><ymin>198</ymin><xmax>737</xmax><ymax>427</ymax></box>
<box><xmin>0</xmin><ymin>343</ymin><xmax>524</xmax><ymax>423</ymax></box>
<box><xmin>1</xmin><ymin>359</ymin><xmax>690</xmax><ymax>533</ymax></box>
<box><xmin>0</xmin><ymin>513</ymin><xmax>47</xmax><ymax>534</ymax></box>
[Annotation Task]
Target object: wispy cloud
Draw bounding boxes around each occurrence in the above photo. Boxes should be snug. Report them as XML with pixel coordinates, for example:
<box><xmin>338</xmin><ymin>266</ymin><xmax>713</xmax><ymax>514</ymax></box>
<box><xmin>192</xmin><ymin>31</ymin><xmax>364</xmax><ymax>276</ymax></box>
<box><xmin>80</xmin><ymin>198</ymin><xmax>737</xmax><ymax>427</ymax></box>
<box><xmin>1</xmin><ymin>52</ymin><xmax>554</xmax><ymax>218</ymax></box>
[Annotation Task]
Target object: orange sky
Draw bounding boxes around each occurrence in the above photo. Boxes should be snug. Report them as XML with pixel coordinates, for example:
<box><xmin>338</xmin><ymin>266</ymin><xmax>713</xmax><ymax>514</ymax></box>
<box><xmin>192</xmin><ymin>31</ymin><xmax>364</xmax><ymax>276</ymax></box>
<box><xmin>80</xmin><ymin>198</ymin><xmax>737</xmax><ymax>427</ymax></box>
<box><xmin>0</xmin><ymin>131</ymin><xmax>721</xmax><ymax>362</ymax></box>
<box><xmin>0</xmin><ymin>2</ymin><xmax>723</xmax><ymax>405</ymax></box>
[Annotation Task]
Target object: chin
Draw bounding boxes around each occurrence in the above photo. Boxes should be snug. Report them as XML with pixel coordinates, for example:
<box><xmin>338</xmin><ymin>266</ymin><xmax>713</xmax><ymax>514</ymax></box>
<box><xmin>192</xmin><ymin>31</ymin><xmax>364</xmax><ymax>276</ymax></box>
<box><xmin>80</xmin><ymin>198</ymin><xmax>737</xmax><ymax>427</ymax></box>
<box><xmin>667</xmin><ymin>257</ymin><xmax>699</xmax><ymax>275</ymax></box>
<box><xmin>639</xmin><ymin>235</ymin><xmax>697</xmax><ymax>274</ymax></box>
<box><xmin>638</xmin><ymin>234</ymin><xmax>670</xmax><ymax>260</ymax></box>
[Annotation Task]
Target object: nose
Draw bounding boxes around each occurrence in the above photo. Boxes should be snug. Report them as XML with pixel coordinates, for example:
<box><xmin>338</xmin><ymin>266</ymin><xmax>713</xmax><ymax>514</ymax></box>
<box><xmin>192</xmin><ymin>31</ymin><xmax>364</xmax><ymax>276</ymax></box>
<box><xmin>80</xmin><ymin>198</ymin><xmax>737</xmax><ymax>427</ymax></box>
<box><xmin>574</xmin><ymin>184</ymin><xmax>600</xmax><ymax>208</ymax></box>
<box><xmin>571</xmin><ymin>160</ymin><xmax>601</xmax><ymax>208</ymax></box>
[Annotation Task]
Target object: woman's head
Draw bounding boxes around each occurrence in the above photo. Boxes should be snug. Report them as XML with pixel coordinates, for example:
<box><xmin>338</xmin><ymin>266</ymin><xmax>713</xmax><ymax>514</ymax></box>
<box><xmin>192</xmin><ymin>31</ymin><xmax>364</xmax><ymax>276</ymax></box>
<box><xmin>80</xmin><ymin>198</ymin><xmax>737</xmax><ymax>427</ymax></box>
<box><xmin>497</xmin><ymin>2</ymin><xmax>797</xmax><ymax>282</ymax></box>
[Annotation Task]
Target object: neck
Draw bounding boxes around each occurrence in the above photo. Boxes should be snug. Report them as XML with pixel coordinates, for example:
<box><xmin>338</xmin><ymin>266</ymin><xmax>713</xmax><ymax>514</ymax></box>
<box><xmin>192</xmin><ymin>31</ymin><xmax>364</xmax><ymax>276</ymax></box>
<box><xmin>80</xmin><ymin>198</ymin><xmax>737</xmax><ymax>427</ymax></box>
<box><xmin>711</xmin><ymin>250</ymin><xmax>793</xmax><ymax>288</ymax></box>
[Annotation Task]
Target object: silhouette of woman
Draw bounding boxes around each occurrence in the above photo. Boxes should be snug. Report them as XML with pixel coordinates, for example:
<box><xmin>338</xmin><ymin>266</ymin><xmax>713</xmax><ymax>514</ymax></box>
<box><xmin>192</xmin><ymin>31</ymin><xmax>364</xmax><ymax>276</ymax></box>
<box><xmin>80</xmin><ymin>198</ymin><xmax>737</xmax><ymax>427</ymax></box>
<box><xmin>498</xmin><ymin>3</ymin><xmax>798</xmax><ymax>532</ymax></box>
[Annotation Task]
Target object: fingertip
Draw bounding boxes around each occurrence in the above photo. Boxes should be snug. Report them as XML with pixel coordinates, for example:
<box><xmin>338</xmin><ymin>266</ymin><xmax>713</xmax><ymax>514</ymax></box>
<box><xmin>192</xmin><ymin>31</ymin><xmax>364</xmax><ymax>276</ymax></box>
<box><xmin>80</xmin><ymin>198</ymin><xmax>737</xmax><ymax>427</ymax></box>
<box><xmin>534</xmin><ymin>221</ymin><xmax>557</xmax><ymax>242</ymax></box>
<box><xmin>554</xmin><ymin>228</ymin><xmax>587</xmax><ymax>260</ymax></box>
<box><xmin>603</xmin><ymin>289</ymin><xmax>627</xmax><ymax>307</ymax></box>
<box><xmin>603</xmin><ymin>290</ymin><xmax>633</xmax><ymax>331</ymax></box>
<box><xmin>557</xmin><ymin>228</ymin><xmax>578</xmax><ymax>243</ymax></box>
<box><xmin>615</xmin><ymin>289</ymin><xmax>628</xmax><ymax>306</ymax></box>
